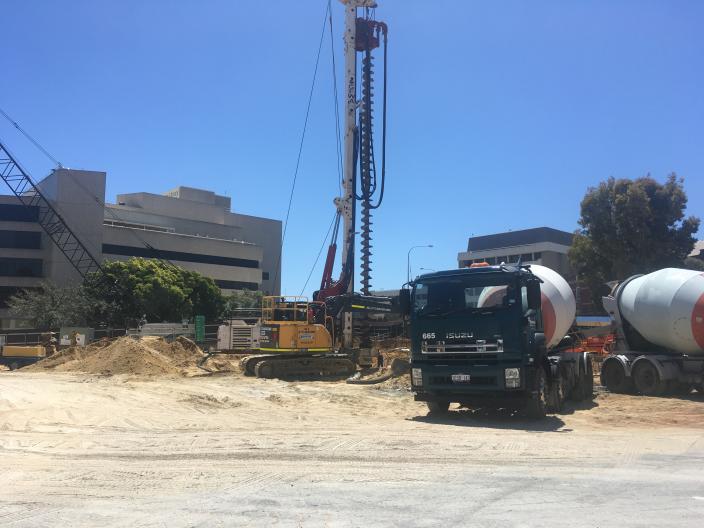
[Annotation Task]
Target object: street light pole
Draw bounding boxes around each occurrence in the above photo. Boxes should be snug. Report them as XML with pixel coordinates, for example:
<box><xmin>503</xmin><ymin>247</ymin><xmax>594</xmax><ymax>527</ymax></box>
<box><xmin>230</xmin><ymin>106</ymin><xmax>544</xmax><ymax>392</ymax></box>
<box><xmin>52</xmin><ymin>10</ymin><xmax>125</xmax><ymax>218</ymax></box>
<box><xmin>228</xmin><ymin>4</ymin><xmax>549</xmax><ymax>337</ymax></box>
<box><xmin>407</xmin><ymin>245</ymin><xmax>433</xmax><ymax>284</ymax></box>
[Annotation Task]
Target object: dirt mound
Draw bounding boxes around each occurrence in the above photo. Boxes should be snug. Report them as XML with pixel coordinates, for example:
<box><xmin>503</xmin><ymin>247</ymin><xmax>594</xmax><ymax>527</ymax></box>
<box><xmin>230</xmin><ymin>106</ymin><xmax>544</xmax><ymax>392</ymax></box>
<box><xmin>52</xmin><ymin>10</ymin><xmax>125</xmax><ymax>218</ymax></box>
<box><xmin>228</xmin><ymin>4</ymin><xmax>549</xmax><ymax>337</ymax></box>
<box><xmin>26</xmin><ymin>336</ymin><xmax>207</xmax><ymax>377</ymax></box>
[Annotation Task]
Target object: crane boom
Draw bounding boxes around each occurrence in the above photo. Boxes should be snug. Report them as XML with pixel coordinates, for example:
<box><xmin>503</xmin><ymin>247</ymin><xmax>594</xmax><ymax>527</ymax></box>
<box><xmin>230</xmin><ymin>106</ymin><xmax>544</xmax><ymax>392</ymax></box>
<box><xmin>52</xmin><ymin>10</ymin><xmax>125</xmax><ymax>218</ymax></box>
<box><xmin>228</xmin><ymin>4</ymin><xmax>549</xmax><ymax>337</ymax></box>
<box><xmin>0</xmin><ymin>140</ymin><xmax>103</xmax><ymax>279</ymax></box>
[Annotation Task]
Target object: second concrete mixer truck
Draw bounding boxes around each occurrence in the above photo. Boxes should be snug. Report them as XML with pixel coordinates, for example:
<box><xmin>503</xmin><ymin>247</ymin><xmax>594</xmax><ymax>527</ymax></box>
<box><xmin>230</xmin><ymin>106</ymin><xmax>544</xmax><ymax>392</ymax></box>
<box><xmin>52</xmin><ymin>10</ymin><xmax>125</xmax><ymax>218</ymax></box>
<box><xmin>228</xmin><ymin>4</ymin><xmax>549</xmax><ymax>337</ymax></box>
<box><xmin>601</xmin><ymin>267</ymin><xmax>704</xmax><ymax>396</ymax></box>
<box><xmin>401</xmin><ymin>263</ymin><xmax>593</xmax><ymax>418</ymax></box>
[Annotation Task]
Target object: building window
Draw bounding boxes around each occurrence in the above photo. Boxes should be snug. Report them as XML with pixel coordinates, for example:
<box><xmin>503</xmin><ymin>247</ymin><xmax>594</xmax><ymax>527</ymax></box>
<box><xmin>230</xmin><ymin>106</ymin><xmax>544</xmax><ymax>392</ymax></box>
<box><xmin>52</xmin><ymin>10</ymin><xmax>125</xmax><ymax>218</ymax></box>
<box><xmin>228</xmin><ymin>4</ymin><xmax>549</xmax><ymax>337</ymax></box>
<box><xmin>0</xmin><ymin>230</ymin><xmax>41</xmax><ymax>249</ymax></box>
<box><xmin>521</xmin><ymin>253</ymin><xmax>533</xmax><ymax>261</ymax></box>
<box><xmin>102</xmin><ymin>244</ymin><xmax>259</xmax><ymax>269</ymax></box>
<box><xmin>262</xmin><ymin>271</ymin><xmax>270</xmax><ymax>280</ymax></box>
<box><xmin>0</xmin><ymin>204</ymin><xmax>39</xmax><ymax>222</ymax></box>
<box><xmin>214</xmin><ymin>279</ymin><xmax>259</xmax><ymax>291</ymax></box>
<box><xmin>0</xmin><ymin>258</ymin><xmax>43</xmax><ymax>277</ymax></box>
<box><xmin>533</xmin><ymin>252</ymin><xmax>542</xmax><ymax>259</ymax></box>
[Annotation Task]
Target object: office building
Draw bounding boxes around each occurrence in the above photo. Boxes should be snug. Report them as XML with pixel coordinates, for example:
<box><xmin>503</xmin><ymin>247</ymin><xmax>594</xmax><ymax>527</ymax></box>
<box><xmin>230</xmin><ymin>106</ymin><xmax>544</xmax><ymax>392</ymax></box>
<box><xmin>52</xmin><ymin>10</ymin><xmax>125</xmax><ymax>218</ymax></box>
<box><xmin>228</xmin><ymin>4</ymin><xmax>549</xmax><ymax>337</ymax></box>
<box><xmin>457</xmin><ymin>227</ymin><xmax>574</xmax><ymax>278</ymax></box>
<box><xmin>0</xmin><ymin>169</ymin><xmax>281</xmax><ymax>327</ymax></box>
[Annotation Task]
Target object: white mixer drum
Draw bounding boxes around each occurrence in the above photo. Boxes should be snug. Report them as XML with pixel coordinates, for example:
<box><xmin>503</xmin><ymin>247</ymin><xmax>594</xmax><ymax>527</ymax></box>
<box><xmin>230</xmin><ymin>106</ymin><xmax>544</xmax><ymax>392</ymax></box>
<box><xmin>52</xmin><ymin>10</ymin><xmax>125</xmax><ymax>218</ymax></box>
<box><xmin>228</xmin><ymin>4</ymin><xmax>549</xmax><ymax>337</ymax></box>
<box><xmin>530</xmin><ymin>265</ymin><xmax>576</xmax><ymax>349</ymax></box>
<box><xmin>475</xmin><ymin>265</ymin><xmax>576</xmax><ymax>349</ymax></box>
<box><xmin>477</xmin><ymin>286</ymin><xmax>506</xmax><ymax>308</ymax></box>
<box><xmin>618</xmin><ymin>267</ymin><xmax>704</xmax><ymax>354</ymax></box>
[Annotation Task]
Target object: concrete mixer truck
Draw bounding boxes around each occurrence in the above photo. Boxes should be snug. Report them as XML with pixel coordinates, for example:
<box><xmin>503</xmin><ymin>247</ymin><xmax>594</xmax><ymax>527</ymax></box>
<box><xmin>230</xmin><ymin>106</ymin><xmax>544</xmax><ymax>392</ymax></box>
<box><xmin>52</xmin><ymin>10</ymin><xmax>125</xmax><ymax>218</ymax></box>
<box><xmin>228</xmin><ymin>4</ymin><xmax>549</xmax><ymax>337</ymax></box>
<box><xmin>400</xmin><ymin>263</ymin><xmax>592</xmax><ymax>418</ymax></box>
<box><xmin>600</xmin><ymin>268</ymin><xmax>704</xmax><ymax>396</ymax></box>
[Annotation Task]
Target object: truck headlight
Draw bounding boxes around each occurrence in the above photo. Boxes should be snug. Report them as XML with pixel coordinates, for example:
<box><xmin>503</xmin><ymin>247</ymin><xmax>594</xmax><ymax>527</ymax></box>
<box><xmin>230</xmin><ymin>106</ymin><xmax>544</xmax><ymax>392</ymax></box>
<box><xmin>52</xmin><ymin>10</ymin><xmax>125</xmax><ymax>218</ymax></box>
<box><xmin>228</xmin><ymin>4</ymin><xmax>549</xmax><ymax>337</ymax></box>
<box><xmin>505</xmin><ymin>368</ymin><xmax>520</xmax><ymax>388</ymax></box>
<box><xmin>411</xmin><ymin>368</ymin><xmax>423</xmax><ymax>386</ymax></box>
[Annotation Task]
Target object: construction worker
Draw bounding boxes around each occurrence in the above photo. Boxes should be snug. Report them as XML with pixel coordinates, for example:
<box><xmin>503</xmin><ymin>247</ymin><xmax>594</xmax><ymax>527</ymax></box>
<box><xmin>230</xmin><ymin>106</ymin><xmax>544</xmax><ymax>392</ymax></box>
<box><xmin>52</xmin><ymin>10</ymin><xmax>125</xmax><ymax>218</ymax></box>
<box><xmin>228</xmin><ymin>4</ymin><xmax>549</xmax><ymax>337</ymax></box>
<box><xmin>48</xmin><ymin>336</ymin><xmax>57</xmax><ymax>356</ymax></box>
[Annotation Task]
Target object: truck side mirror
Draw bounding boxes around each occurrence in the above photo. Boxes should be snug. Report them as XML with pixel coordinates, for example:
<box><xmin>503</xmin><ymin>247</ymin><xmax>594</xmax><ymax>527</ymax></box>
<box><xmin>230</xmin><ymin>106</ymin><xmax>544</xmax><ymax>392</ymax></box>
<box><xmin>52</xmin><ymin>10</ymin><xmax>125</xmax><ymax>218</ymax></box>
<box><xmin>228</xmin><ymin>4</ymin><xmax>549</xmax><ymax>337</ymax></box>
<box><xmin>399</xmin><ymin>288</ymin><xmax>411</xmax><ymax>316</ymax></box>
<box><xmin>527</xmin><ymin>281</ymin><xmax>542</xmax><ymax>311</ymax></box>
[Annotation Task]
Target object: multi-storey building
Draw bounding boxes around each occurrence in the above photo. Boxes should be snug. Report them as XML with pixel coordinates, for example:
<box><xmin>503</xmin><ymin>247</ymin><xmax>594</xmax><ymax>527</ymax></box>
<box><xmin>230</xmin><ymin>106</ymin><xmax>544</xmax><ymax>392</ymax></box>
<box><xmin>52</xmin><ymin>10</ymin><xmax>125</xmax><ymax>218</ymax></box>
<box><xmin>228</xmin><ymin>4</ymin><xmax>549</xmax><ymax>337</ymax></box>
<box><xmin>0</xmin><ymin>168</ymin><xmax>281</xmax><ymax>328</ymax></box>
<box><xmin>457</xmin><ymin>227</ymin><xmax>574</xmax><ymax>279</ymax></box>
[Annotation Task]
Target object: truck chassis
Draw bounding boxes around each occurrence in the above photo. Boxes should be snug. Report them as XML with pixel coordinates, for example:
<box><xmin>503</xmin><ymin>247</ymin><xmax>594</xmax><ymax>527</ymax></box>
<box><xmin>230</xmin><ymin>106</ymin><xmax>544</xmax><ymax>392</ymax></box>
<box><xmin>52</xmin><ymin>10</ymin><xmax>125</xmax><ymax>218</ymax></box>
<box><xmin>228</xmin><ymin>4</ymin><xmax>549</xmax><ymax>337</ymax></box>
<box><xmin>601</xmin><ymin>352</ymin><xmax>704</xmax><ymax>396</ymax></box>
<box><xmin>413</xmin><ymin>350</ymin><xmax>593</xmax><ymax>418</ymax></box>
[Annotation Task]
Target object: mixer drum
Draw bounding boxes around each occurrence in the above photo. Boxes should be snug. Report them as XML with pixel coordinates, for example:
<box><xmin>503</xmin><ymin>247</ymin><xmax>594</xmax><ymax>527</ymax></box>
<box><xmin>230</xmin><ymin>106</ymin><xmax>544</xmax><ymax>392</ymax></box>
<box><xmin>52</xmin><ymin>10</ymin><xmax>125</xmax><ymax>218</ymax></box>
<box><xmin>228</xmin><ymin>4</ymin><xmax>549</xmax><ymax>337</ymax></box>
<box><xmin>618</xmin><ymin>268</ymin><xmax>704</xmax><ymax>355</ymax></box>
<box><xmin>476</xmin><ymin>265</ymin><xmax>576</xmax><ymax>349</ymax></box>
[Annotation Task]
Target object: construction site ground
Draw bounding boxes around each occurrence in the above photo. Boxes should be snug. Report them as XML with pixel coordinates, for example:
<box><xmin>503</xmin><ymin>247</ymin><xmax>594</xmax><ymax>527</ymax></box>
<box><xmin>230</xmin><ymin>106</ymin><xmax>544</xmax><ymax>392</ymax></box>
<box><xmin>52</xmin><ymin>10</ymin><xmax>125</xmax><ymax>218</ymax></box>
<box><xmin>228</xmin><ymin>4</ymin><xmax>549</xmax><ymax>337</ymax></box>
<box><xmin>0</xmin><ymin>340</ymin><xmax>703</xmax><ymax>526</ymax></box>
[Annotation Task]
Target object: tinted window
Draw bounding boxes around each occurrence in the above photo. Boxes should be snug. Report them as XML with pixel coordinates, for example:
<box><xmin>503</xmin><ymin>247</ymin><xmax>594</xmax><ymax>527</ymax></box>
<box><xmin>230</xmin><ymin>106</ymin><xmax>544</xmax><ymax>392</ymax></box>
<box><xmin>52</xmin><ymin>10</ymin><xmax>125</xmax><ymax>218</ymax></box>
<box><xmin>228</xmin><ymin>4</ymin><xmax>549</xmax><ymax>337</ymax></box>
<box><xmin>0</xmin><ymin>204</ymin><xmax>39</xmax><ymax>222</ymax></box>
<box><xmin>102</xmin><ymin>244</ymin><xmax>259</xmax><ymax>268</ymax></box>
<box><xmin>413</xmin><ymin>277</ymin><xmax>514</xmax><ymax>315</ymax></box>
<box><xmin>214</xmin><ymin>279</ymin><xmax>259</xmax><ymax>291</ymax></box>
<box><xmin>0</xmin><ymin>258</ymin><xmax>43</xmax><ymax>277</ymax></box>
<box><xmin>0</xmin><ymin>230</ymin><xmax>41</xmax><ymax>249</ymax></box>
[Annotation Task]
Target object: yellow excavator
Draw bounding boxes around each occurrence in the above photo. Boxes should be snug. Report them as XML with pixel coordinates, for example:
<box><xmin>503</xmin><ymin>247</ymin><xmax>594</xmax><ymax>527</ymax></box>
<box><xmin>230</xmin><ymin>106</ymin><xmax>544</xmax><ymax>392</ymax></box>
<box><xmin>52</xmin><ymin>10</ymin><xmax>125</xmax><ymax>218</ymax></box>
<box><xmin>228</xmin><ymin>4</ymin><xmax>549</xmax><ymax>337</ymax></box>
<box><xmin>240</xmin><ymin>296</ymin><xmax>357</xmax><ymax>378</ymax></box>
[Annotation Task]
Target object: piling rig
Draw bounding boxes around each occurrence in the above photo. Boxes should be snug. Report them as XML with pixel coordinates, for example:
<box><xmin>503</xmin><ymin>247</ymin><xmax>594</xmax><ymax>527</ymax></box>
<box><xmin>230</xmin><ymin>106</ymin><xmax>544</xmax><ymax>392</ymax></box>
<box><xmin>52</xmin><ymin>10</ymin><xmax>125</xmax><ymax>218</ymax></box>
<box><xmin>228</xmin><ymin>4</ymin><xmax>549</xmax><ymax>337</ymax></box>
<box><xmin>243</xmin><ymin>1</ymin><xmax>394</xmax><ymax>378</ymax></box>
<box><xmin>315</xmin><ymin>1</ymin><xmax>392</xmax><ymax>364</ymax></box>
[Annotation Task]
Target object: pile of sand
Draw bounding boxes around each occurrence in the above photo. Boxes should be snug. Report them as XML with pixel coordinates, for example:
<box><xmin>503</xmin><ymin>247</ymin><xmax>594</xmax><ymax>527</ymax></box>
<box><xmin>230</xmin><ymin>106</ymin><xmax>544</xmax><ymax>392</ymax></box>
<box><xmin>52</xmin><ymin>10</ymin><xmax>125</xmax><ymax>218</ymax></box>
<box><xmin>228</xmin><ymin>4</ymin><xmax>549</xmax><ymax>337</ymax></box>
<box><xmin>26</xmin><ymin>336</ymin><xmax>208</xmax><ymax>377</ymax></box>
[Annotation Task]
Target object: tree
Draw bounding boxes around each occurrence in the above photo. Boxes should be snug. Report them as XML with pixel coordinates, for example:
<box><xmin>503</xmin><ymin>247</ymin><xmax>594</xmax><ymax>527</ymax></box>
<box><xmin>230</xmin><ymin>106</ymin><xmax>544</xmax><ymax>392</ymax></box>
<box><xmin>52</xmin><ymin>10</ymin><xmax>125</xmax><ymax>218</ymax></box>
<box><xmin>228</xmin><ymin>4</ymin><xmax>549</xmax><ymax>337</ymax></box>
<box><xmin>569</xmin><ymin>174</ymin><xmax>700</xmax><ymax>305</ymax></box>
<box><xmin>83</xmin><ymin>258</ymin><xmax>224</xmax><ymax>326</ymax></box>
<box><xmin>222</xmin><ymin>290</ymin><xmax>262</xmax><ymax>318</ymax></box>
<box><xmin>685</xmin><ymin>257</ymin><xmax>704</xmax><ymax>272</ymax></box>
<box><xmin>7</xmin><ymin>281</ymin><xmax>95</xmax><ymax>330</ymax></box>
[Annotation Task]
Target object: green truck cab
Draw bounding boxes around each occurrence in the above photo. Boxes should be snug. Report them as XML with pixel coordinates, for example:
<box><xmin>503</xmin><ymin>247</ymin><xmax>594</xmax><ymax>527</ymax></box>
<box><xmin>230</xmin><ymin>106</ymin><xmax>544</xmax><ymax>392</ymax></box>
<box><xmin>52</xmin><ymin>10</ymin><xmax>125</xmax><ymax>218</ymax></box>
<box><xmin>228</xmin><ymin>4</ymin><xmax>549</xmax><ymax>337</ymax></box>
<box><xmin>400</xmin><ymin>264</ymin><xmax>592</xmax><ymax>418</ymax></box>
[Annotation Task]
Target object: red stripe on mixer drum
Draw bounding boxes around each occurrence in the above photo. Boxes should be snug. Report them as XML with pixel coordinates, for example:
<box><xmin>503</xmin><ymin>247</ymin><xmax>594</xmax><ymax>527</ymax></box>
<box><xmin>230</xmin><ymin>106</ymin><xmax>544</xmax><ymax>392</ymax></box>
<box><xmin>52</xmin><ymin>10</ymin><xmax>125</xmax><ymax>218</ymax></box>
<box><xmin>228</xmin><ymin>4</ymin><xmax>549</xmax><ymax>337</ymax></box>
<box><xmin>692</xmin><ymin>292</ymin><xmax>704</xmax><ymax>350</ymax></box>
<box><xmin>541</xmin><ymin>293</ymin><xmax>556</xmax><ymax>344</ymax></box>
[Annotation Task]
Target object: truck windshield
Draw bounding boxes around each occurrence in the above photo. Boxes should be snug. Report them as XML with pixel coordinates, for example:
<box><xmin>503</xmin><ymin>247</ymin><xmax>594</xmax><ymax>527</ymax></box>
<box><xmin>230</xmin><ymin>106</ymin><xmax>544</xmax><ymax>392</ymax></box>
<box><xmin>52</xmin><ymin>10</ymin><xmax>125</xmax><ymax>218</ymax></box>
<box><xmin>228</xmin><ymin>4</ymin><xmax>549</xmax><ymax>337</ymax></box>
<box><xmin>413</xmin><ymin>277</ymin><xmax>515</xmax><ymax>317</ymax></box>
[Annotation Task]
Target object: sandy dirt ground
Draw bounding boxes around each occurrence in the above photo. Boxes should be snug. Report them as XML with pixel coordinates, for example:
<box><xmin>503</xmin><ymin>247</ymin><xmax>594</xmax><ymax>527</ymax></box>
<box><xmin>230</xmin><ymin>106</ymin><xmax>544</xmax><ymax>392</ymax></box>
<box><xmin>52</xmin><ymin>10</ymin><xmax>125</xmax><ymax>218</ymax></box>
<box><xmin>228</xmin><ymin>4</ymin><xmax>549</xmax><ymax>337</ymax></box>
<box><xmin>1</xmin><ymin>368</ymin><xmax>703</xmax><ymax>527</ymax></box>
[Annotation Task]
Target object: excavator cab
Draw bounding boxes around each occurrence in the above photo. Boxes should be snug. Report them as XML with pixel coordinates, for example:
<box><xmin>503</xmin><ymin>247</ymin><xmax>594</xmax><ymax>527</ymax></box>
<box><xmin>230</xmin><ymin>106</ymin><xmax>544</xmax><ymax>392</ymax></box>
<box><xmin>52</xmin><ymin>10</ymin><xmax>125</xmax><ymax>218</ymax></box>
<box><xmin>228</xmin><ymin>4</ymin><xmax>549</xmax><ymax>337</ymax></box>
<box><xmin>260</xmin><ymin>296</ymin><xmax>334</xmax><ymax>353</ymax></box>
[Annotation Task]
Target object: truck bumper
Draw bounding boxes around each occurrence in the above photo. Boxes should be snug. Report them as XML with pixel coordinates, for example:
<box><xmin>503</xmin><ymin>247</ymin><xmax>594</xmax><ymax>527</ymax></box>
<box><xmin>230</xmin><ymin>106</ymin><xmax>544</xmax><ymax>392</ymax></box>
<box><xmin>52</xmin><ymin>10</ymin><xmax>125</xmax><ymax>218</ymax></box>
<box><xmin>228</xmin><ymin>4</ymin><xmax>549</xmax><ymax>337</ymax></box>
<box><xmin>411</xmin><ymin>361</ymin><xmax>536</xmax><ymax>405</ymax></box>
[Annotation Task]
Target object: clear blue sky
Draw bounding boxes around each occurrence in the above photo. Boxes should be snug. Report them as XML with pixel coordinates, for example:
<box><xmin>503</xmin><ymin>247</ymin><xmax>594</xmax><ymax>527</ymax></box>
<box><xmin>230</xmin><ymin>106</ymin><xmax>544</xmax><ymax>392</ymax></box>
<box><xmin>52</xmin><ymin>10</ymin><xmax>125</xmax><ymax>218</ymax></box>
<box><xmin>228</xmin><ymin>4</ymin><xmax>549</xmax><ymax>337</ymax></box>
<box><xmin>2</xmin><ymin>0</ymin><xmax>702</xmax><ymax>296</ymax></box>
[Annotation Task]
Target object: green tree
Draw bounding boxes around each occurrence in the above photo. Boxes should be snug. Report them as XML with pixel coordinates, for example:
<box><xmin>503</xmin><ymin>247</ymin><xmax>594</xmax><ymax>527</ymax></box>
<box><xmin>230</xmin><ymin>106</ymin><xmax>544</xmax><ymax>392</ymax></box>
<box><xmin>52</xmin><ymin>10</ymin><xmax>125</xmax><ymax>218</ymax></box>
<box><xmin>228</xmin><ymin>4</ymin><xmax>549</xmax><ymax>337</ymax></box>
<box><xmin>222</xmin><ymin>290</ymin><xmax>262</xmax><ymax>317</ymax></box>
<box><xmin>7</xmin><ymin>281</ymin><xmax>95</xmax><ymax>330</ymax></box>
<box><xmin>684</xmin><ymin>257</ymin><xmax>704</xmax><ymax>272</ymax></box>
<box><xmin>569</xmin><ymin>174</ymin><xmax>700</xmax><ymax>305</ymax></box>
<box><xmin>83</xmin><ymin>258</ymin><xmax>224</xmax><ymax>326</ymax></box>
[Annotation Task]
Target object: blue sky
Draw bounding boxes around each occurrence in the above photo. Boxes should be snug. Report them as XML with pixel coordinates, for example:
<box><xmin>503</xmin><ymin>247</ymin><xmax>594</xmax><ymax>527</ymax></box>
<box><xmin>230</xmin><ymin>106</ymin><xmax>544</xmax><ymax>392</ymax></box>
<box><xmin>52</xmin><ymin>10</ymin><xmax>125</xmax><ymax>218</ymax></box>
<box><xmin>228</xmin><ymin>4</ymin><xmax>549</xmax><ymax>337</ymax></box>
<box><xmin>2</xmin><ymin>0</ymin><xmax>702</xmax><ymax>296</ymax></box>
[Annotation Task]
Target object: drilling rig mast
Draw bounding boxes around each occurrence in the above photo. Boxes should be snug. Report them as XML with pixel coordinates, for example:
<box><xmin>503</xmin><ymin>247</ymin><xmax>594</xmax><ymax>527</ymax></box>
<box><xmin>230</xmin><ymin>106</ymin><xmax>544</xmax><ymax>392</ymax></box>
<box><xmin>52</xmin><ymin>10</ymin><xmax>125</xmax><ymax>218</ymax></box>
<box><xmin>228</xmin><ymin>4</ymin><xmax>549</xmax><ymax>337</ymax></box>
<box><xmin>332</xmin><ymin>0</ymin><xmax>388</xmax><ymax>349</ymax></box>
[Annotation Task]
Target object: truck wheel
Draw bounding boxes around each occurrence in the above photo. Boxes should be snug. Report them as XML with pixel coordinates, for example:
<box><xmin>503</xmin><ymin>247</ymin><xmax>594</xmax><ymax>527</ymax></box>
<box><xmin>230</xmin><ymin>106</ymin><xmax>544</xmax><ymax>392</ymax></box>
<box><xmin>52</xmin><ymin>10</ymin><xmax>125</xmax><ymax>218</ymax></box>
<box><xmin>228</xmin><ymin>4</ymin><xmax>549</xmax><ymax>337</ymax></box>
<box><xmin>632</xmin><ymin>361</ymin><xmax>665</xmax><ymax>396</ymax></box>
<box><xmin>426</xmin><ymin>400</ymin><xmax>450</xmax><ymax>415</ymax></box>
<box><xmin>9</xmin><ymin>361</ymin><xmax>20</xmax><ymax>371</ymax></box>
<box><xmin>526</xmin><ymin>368</ymin><xmax>548</xmax><ymax>419</ymax></box>
<box><xmin>547</xmin><ymin>376</ymin><xmax>564</xmax><ymax>413</ymax></box>
<box><xmin>601</xmin><ymin>359</ymin><xmax>632</xmax><ymax>394</ymax></box>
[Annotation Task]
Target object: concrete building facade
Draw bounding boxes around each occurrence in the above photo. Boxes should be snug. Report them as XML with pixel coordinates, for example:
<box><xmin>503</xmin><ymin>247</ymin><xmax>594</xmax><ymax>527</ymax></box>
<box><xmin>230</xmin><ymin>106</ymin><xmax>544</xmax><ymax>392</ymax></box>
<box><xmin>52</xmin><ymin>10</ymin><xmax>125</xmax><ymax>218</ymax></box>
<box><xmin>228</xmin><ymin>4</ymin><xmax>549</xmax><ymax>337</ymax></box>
<box><xmin>0</xmin><ymin>169</ymin><xmax>281</xmax><ymax>328</ymax></box>
<box><xmin>457</xmin><ymin>227</ymin><xmax>574</xmax><ymax>279</ymax></box>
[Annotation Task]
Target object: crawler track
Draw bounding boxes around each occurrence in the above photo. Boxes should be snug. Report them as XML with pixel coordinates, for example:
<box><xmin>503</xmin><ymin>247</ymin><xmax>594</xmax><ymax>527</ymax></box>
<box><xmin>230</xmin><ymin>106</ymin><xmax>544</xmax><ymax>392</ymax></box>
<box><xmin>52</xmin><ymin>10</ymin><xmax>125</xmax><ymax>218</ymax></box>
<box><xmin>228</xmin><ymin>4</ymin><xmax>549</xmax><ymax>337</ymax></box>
<box><xmin>241</xmin><ymin>354</ymin><xmax>356</xmax><ymax>379</ymax></box>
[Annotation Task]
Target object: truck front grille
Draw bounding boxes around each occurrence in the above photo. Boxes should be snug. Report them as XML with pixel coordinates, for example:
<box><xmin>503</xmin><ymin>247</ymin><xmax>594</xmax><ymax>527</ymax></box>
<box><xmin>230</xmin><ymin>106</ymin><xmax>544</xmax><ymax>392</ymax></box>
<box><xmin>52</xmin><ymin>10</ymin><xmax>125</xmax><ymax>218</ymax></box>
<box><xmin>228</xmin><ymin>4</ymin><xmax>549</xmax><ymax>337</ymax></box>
<box><xmin>422</xmin><ymin>342</ymin><xmax>503</xmax><ymax>354</ymax></box>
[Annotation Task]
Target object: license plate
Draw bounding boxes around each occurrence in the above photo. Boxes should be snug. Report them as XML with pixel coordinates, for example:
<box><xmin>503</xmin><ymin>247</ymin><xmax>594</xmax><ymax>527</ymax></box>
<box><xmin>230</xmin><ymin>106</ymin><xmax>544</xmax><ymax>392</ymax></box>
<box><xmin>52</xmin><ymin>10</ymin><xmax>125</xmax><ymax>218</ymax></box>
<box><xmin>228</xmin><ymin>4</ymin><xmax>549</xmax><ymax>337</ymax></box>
<box><xmin>451</xmin><ymin>374</ymin><xmax>471</xmax><ymax>383</ymax></box>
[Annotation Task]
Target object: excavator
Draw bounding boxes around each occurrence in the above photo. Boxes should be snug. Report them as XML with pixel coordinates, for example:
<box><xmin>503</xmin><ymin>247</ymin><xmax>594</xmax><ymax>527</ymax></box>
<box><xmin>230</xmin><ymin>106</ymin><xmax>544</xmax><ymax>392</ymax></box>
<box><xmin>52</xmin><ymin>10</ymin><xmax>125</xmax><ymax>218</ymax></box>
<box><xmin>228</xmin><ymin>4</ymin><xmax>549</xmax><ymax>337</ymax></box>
<box><xmin>240</xmin><ymin>0</ymin><xmax>396</xmax><ymax>379</ymax></box>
